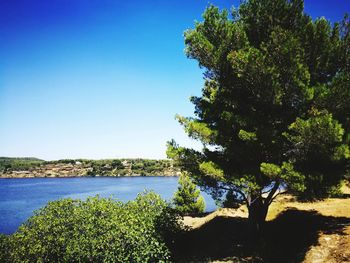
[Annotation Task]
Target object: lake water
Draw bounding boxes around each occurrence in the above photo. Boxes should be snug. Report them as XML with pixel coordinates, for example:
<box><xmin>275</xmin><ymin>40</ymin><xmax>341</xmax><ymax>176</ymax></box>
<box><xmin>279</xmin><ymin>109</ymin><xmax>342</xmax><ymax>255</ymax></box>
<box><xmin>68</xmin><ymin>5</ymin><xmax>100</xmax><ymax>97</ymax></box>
<box><xmin>0</xmin><ymin>177</ymin><xmax>217</xmax><ymax>234</ymax></box>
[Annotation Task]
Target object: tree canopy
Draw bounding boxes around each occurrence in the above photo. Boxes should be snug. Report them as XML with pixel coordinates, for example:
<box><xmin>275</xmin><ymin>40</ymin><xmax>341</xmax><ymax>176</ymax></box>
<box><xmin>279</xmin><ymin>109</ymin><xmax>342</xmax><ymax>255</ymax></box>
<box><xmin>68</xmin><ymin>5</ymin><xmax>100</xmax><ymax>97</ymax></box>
<box><xmin>167</xmin><ymin>0</ymin><xmax>350</xmax><ymax>228</ymax></box>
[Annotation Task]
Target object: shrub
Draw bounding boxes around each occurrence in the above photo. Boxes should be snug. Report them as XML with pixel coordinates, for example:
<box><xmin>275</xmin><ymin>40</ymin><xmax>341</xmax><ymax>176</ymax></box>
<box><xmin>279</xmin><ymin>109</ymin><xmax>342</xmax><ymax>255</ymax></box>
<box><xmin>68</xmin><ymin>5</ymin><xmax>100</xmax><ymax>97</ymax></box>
<box><xmin>6</xmin><ymin>192</ymin><xmax>182</xmax><ymax>262</ymax></box>
<box><xmin>0</xmin><ymin>234</ymin><xmax>11</xmax><ymax>263</ymax></box>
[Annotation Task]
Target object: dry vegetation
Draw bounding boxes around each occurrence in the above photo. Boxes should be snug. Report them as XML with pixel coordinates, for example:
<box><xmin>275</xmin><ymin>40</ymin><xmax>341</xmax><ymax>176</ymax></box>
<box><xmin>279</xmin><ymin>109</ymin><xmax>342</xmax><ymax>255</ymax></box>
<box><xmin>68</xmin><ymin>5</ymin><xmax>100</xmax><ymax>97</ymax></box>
<box><xmin>178</xmin><ymin>185</ymin><xmax>350</xmax><ymax>263</ymax></box>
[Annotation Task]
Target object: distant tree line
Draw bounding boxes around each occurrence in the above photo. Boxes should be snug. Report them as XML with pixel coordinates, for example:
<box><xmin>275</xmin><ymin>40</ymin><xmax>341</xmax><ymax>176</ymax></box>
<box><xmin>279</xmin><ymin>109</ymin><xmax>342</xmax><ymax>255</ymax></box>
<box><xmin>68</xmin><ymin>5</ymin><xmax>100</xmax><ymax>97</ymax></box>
<box><xmin>0</xmin><ymin>157</ymin><xmax>177</xmax><ymax>177</ymax></box>
<box><xmin>0</xmin><ymin>157</ymin><xmax>44</xmax><ymax>172</ymax></box>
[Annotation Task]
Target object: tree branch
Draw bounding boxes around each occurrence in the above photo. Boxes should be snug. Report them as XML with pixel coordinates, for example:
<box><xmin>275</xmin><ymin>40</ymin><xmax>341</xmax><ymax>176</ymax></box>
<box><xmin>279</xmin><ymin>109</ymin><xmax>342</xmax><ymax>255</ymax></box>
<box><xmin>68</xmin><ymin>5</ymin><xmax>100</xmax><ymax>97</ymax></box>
<box><xmin>219</xmin><ymin>184</ymin><xmax>248</xmax><ymax>204</ymax></box>
<box><xmin>264</xmin><ymin>181</ymin><xmax>280</xmax><ymax>206</ymax></box>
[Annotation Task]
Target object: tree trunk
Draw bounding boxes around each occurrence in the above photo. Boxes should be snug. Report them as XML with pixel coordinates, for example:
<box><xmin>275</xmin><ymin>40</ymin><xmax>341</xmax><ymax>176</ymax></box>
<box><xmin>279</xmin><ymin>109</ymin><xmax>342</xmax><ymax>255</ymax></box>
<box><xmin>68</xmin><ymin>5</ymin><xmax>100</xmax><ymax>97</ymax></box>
<box><xmin>247</xmin><ymin>197</ymin><xmax>269</xmax><ymax>234</ymax></box>
<box><xmin>246</xmin><ymin>181</ymin><xmax>279</xmax><ymax>235</ymax></box>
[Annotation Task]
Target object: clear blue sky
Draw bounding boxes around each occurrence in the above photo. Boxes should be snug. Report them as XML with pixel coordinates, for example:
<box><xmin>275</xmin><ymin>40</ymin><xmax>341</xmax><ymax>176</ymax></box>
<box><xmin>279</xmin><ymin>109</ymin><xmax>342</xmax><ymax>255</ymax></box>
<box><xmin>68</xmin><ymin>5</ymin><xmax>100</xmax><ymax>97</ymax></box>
<box><xmin>0</xmin><ymin>0</ymin><xmax>349</xmax><ymax>160</ymax></box>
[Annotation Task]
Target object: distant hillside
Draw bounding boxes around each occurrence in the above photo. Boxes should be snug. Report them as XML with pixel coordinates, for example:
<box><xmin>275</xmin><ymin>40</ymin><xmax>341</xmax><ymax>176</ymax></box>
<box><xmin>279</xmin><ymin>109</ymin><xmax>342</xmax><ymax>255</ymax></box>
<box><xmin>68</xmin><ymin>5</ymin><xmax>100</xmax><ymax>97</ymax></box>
<box><xmin>0</xmin><ymin>157</ymin><xmax>44</xmax><ymax>172</ymax></box>
<box><xmin>0</xmin><ymin>158</ymin><xmax>180</xmax><ymax>178</ymax></box>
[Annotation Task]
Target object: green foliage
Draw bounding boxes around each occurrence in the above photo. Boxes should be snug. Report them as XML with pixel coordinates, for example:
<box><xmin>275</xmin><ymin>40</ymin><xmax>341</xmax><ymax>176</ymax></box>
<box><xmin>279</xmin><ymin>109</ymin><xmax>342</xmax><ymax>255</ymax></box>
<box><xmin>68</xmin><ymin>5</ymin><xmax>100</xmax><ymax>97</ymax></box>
<box><xmin>199</xmin><ymin>161</ymin><xmax>224</xmax><ymax>178</ymax></box>
<box><xmin>1</xmin><ymin>157</ymin><xmax>176</xmax><ymax>177</ymax></box>
<box><xmin>284</xmin><ymin>110</ymin><xmax>349</xmax><ymax>198</ymax></box>
<box><xmin>72</xmin><ymin>158</ymin><xmax>174</xmax><ymax>176</ymax></box>
<box><xmin>4</xmin><ymin>192</ymin><xmax>183</xmax><ymax>262</ymax></box>
<box><xmin>167</xmin><ymin>0</ymin><xmax>350</xmax><ymax>224</ymax></box>
<box><xmin>0</xmin><ymin>157</ymin><xmax>44</xmax><ymax>172</ymax></box>
<box><xmin>173</xmin><ymin>174</ymin><xmax>206</xmax><ymax>215</ymax></box>
<box><xmin>0</xmin><ymin>234</ymin><xmax>11</xmax><ymax>263</ymax></box>
<box><xmin>222</xmin><ymin>190</ymin><xmax>241</xmax><ymax>209</ymax></box>
<box><xmin>238</xmin><ymin>130</ymin><xmax>257</xmax><ymax>142</ymax></box>
<box><xmin>47</xmin><ymin>159</ymin><xmax>77</xmax><ymax>164</ymax></box>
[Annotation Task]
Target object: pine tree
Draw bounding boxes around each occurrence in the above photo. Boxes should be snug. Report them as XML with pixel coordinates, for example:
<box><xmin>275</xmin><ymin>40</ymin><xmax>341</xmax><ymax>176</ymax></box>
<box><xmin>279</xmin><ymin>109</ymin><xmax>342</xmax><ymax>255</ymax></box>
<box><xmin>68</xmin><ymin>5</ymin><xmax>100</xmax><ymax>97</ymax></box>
<box><xmin>173</xmin><ymin>173</ymin><xmax>205</xmax><ymax>215</ymax></box>
<box><xmin>167</xmin><ymin>0</ymin><xmax>350</xmax><ymax>231</ymax></box>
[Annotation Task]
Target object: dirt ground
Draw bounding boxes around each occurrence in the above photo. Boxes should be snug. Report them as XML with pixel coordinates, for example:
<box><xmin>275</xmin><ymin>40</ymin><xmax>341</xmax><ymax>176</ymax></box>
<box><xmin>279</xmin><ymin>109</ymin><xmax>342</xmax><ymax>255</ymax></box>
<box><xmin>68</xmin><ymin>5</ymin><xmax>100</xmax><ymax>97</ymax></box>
<box><xmin>268</xmin><ymin>185</ymin><xmax>350</xmax><ymax>263</ymax></box>
<box><xmin>180</xmin><ymin>185</ymin><xmax>350</xmax><ymax>263</ymax></box>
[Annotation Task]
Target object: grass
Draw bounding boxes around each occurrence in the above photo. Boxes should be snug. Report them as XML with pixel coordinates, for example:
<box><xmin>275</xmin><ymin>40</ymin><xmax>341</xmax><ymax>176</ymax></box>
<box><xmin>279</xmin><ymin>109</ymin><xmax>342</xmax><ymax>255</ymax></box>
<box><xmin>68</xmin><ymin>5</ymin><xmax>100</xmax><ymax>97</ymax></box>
<box><xmin>174</xmin><ymin>185</ymin><xmax>350</xmax><ymax>262</ymax></box>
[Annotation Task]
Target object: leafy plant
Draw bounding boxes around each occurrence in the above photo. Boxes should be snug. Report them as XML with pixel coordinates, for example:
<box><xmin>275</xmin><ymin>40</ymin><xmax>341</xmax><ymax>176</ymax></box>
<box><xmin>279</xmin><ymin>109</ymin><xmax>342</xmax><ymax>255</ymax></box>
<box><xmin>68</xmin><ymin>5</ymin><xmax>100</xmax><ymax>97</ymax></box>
<box><xmin>5</xmin><ymin>192</ymin><xmax>183</xmax><ymax>262</ymax></box>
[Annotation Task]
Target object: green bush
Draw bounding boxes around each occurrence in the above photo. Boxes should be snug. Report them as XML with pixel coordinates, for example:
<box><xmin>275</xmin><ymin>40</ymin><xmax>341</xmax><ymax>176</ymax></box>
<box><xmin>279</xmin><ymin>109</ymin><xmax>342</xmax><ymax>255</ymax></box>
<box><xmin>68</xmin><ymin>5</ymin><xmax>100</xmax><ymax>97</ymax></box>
<box><xmin>5</xmin><ymin>192</ymin><xmax>183</xmax><ymax>262</ymax></box>
<box><xmin>0</xmin><ymin>234</ymin><xmax>11</xmax><ymax>263</ymax></box>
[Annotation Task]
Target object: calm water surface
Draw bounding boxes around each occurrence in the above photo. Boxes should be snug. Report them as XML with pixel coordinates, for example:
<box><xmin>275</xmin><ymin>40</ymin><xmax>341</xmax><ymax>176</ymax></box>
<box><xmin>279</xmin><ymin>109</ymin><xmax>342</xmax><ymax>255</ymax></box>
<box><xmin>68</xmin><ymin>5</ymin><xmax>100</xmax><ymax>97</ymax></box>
<box><xmin>0</xmin><ymin>177</ymin><xmax>216</xmax><ymax>234</ymax></box>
